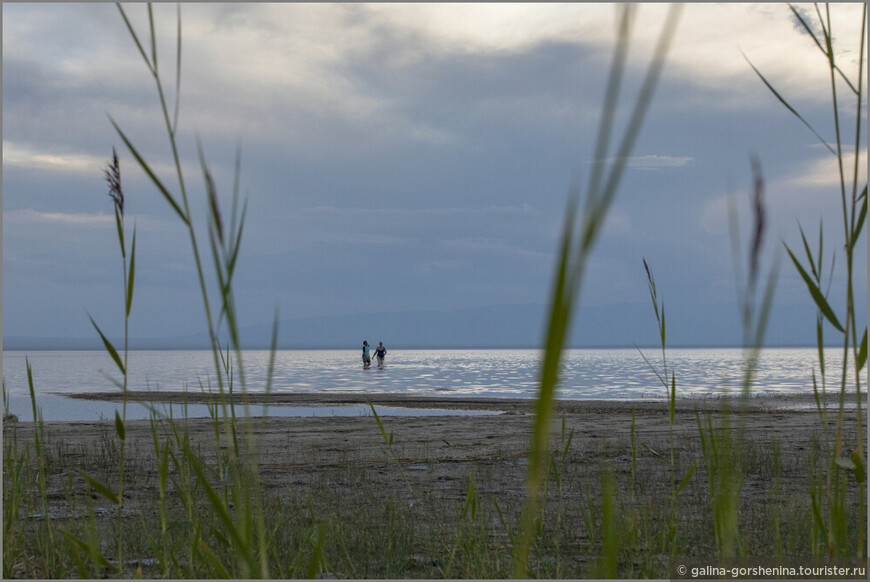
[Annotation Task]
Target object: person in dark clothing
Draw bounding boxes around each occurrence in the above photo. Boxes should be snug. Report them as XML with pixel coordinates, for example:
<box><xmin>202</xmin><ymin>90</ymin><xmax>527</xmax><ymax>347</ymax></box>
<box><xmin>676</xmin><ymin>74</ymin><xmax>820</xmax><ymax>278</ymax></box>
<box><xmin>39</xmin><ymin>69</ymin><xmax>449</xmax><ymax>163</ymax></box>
<box><xmin>374</xmin><ymin>342</ymin><xmax>387</xmax><ymax>369</ymax></box>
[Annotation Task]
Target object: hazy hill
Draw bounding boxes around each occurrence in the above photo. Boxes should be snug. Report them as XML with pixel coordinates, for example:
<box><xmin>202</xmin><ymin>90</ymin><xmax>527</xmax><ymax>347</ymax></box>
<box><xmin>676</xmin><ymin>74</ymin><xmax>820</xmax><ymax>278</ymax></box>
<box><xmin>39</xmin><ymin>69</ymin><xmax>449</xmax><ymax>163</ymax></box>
<box><xmin>3</xmin><ymin>301</ymin><xmax>831</xmax><ymax>351</ymax></box>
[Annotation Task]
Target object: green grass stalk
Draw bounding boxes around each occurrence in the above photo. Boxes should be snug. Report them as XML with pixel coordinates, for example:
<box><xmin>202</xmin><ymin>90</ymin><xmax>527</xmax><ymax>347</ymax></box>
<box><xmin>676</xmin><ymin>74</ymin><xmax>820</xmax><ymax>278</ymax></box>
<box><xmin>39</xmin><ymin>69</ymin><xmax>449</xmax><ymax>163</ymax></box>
<box><xmin>513</xmin><ymin>5</ymin><xmax>681</xmax><ymax>576</ymax></box>
<box><xmin>25</xmin><ymin>360</ymin><xmax>58</xmax><ymax>575</ymax></box>
<box><xmin>748</xmin><ymin>2</ymin><xmax>867</xmax><ymax>558</ymax></box>
<box><xmin>113</xmin><ymin>4</ymin><xmax>279</xmax><ymax>575</ymax></box>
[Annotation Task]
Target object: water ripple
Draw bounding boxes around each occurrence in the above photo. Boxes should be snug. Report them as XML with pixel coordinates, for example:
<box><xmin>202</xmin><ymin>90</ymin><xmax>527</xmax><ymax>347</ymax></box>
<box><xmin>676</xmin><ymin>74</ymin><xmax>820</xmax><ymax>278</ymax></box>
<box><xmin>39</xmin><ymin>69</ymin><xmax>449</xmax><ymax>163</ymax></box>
<box><xmin>2</xmin><ymin>347</ymin><xmax>854</xmax><ymax>402</ymax></box>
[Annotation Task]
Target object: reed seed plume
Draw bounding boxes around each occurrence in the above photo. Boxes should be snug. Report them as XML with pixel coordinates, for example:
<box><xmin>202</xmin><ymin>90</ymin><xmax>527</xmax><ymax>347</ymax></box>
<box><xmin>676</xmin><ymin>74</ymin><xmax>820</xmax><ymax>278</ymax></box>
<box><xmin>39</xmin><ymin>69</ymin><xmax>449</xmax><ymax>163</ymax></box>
<box><xmin>104</xmin><ymin>147</ymin><xmax>124</xmax><ymax>217</ymax></box>
<box><xmin>749</xmin><ymin>156</ymin><xmax>766</xmax><ymax>292</ymax></box>
<box><xmin>205</xmin><ymin>167</ymin><xmax>223</xmax><ymax>244</ymax></box>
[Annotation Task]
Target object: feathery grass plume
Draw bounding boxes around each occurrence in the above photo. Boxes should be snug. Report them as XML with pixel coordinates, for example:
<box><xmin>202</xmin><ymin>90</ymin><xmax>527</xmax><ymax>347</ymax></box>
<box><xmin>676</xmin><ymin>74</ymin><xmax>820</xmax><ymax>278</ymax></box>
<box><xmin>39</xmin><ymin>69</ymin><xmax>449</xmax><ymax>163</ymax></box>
<box><xmin>740</xmin><ymin>158</ymin><xmax>780</xmax><ymax>366</ymax></box>
<box><xmin>104</xmin><ymin>147</ymin><xmax>124</xmax><ymax>217</ymax></box>
<box><xmin>748</xmin><ymin>156</ymin><xmax>765</xmax><ymax>295</ymax></box>
<box><xmin>700</xmin><ymin>160</ymin><xmax>779</xmax><ymax>561</ymax></box>
<box><xmin>512</xmin><ymin>4</ymin><xmax>682</xmax><ymax>577</ymax></box>
<box><xmin>748</xmin><ymin>1</ymin><xmax>867</xmax><ymax>558</ymax></box>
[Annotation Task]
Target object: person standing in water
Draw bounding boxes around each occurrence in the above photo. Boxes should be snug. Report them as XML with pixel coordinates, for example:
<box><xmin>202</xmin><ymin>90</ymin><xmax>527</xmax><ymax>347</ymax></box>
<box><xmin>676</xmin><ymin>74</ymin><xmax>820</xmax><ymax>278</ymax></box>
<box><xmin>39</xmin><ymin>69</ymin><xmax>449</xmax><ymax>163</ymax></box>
<box><xmin>374</xmin><ymin>341</ymin><xmax>387</xmax><ymax>369</ymax></box>
<box><xmin>362</xmin><ymin>340</ymin><xmax>372</xmax><ymax>369</ymax></box>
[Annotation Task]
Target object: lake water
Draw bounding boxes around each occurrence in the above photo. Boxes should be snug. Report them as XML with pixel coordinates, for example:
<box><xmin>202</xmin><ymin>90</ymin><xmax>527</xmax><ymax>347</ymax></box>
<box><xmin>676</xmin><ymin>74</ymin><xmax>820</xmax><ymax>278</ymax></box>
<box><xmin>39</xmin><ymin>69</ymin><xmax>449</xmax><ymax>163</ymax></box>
<box><xmin>1</xmin><ymin>347</ymin><xmax>855</xmax><ymax>421</ymax></box>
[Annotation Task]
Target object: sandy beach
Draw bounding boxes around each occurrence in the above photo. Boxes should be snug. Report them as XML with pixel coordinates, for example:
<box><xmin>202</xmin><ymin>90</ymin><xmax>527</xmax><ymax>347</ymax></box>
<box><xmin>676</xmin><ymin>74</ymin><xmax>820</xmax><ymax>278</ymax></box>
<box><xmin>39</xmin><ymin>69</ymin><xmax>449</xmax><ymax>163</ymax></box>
<box><xmin>4</xmin><ymin>391</ymin><xmax>864</xmax><ymax>577</ymax></box>
<box><xmin>8</xmin><ymin>391</ymin><xmax>863</xmax><ymax>511</ymax></box>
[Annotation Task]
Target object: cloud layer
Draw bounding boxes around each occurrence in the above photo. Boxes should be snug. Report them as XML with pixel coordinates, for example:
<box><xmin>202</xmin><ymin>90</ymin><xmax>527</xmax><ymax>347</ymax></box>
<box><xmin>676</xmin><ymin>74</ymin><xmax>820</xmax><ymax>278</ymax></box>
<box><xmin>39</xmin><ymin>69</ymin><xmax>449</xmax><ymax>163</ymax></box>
<box><xmin>3</xmin><ymin>3</ymin><xmax>866</xmax><ymax>344</ymax></box>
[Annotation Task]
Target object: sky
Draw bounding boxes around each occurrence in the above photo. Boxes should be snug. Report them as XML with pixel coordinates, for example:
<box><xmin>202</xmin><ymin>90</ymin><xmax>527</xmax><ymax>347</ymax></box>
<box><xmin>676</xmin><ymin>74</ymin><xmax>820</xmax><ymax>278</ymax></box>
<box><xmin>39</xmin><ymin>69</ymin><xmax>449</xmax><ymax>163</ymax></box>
<box><xmin>2</xmin><ymin>2</ymin><xmax>867</xmax><ymax>349</ymax></box>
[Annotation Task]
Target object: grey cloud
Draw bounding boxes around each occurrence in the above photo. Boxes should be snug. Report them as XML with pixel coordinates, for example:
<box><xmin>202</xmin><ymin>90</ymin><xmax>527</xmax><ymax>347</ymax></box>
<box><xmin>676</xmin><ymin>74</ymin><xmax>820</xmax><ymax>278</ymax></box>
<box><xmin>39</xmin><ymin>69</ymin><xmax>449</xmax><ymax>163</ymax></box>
<box><xmin>626</xmin><ymin>155</ymin><xmax>693</xmax><ymax>169</ymax></box>
<box><xmin>3</xmin><ymin>3</ymin><xmax>865</xmax><ymax>345</ymax></box>
<box><xmin>440</xmin><ymin>237</ymin><xmax>552</xmax><ymax>260</ymax></box>
<box><xmin>4</xmin><ymin>208</ymin><xmax>115</xmax><ymax>227</ymax></box>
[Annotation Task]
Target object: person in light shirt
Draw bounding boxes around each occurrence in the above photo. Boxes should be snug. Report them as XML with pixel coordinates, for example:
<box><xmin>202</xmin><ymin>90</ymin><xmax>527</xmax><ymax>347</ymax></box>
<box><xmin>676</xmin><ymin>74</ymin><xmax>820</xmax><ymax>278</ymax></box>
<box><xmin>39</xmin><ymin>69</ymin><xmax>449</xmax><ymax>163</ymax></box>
<box><xmin>361</xmin><ymin>340</ymin><xmax>372</xmax><ymax>369</ymax></box>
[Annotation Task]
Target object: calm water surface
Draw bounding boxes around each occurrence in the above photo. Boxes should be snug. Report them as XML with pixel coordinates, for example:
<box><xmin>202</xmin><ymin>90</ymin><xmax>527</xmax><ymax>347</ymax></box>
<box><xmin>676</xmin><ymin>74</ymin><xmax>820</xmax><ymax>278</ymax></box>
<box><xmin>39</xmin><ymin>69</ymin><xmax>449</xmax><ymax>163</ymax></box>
<box><xmin>3</xmin><ymin>347</ymin><xmax>849</xmax><ymax>405</ymax></box>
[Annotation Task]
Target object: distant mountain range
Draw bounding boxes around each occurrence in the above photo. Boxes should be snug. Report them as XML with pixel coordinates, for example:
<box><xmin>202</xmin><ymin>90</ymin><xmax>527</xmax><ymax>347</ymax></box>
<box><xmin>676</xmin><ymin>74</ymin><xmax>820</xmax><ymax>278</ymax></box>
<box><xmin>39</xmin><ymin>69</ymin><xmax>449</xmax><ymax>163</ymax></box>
<box><xmin>3</xmin><ymin>301</ymin><xmax>832</xmax><ymax>351</ymax></box>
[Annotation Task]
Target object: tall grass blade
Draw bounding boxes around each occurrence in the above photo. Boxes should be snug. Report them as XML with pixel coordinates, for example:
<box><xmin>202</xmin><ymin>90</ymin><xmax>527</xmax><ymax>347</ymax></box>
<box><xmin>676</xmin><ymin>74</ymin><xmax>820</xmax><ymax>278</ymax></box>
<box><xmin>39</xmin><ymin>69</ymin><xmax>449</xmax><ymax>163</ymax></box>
<box><xmin>126</xmin><ymin>226</ymin><xmax>136</xmax><ymax>317</ymax></box>
<box><xmin>116</xmin><ymin>3</ymin><xmax>153</xmax><ymax>73</ymax></box>
<box><xmin>228</xmin><ymin>202</ymin><xmax>247</xmax><ymax>276</ymax></box>
<box><xmin>108</xmin><ymin>116</ymin><xmax>188</xmax><ymax>224</ymax></box>
<box><xmin>630</xmin><ymin>408</ymin><xmax>637</xmax><ymax>492</ymax></box>
<box><xmin>852</xmin><ymin>450</ymin><xmax>866</xmax><ymax>484</ymax></box>
<box><xmin>172</xmin><ymin>3</ymin><xmax>182</xmax><ymax>134</ymax></box>
<box><xmin>59</xmin><ymin>527</ymin><xmax>111</xmax><ymax>569</ymax></box>
<box><xmin>200</xmin><ymin>143</ymin><xmax>224</xmax><ymax>244</ymax></box>
<box><xmin>87</xmin><ymin>314</ymin><xmax>125</xmax><ymax>375</ymax></box>
<box><xmin>147</xmin><ymin>3</ymin><xmax>157</xmax><ymax>73</ymax></box>
<box><xmin>98</xmin><ymin>372</ymin><xmax>125</xmax><ymax>391</ymax></box>
<box><xmin>187</xmin><ymin>453</ymin><xmax>258</xmax><ymax>575</ymax></box>
<box><xmin>635</xmin><ymin>342</ymin><xmax>666</xmax><ymax>387</ymax></box>
<box><xmin>787</xmin><ymin>3</ymin><xmax>860</xmax><ymax>95</ymax></box>
<box><xmin>676</xmin><ymin>461</ymin><xmax>698</xmax><ymax>496</ymax></box>
<box><xmin>369</xmin><ymin>401</ymin><xmax>392</xmax><ymax>446</ymax></box>
<box><xmin>817</xmin><ymin>317</ymin><xmax>826</xmax><ymax>376</ymax></box>
<box><xmin>783</xmin><ymin>245</ymin><xmax>844</xmax><ymax>332</ymax></box>
<box><xmin>197</xmin><ymin>538</ymin><xmax>231</xmax><ymax>578</ymax></box>
<box><xmin>306</xmin><ymin>524</ymin><xmax>326</xmax><ymax>579</ymax></box>
<box><xmin>798</xmin><ymin>223</ymin><xmax>820</xmax><ymax>279</ymax></box>
<box><xmin>114</xmin><ymin>410</ymin><xmax>126</xmax><ymax>441</ymax></box>
<box><xmin>586</xmin><ymin>5</ymin><xmax>633</xmax><ymax>201</ymax></box>
<box><xmin>260</xmin><ymin>311</ymin><xmax>280</xmax><ymax>423</ymax></box>
<box><xmin>743</xmin><ymin>53</ymin><xmax>836</xmax><ymax>155</ymax></box>
<box><xmin>858</xmin><ymin>328</ymin><xmax>867</xmax><ymax>372</ymax></box>
<box><xmin>75</xmin><ymin>469</ymin><xmax>120</xmax><ymax>505</ymax></box>
<box><xmin>596</xmin><ymin>4</ymin><xmax>682</xmax><ymax>204</ymax></box>
<box><xmin>788</xmin><ymin>4</ymin><xmax>825</xmax><ymax>55</ymax></box>
<box><xmin>853</xmin><ymin>185</ymin><xmax>867</xmax><ymax>247</ymax></box>
<box><xmin>515</xmin><ymin>10</ymin><xmax>682</xmax><ymax>577</ymax></box>
<box><xmin>812</xmin><ymin>370</ymin><xmax>827</xmax><ymax>425</ymax></box>
<box><xmin>513</xmin><ymin>190</ymin><xmax>577</xmax><ymax>577</ymax></box>
<box><xmin>26</xmin><ymin>358</ymin><xmax>57</xmax><ymax>561</ymax></box>
<box><xmin>818</xmin><ymin>220</ymin><xmax>825</xmax><ymax>280</ymax></box>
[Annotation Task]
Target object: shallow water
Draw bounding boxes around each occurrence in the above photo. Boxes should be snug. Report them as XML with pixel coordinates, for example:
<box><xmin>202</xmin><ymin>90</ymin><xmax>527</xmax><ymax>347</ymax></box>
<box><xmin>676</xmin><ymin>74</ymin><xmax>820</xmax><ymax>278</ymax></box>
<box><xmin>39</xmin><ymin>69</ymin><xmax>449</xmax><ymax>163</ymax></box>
<box><xmin>1</xmin><ymin>347</ymin><xmax>853</xmax><ymax>422</ymax></box>
<box><xmin>3</xmin><ymin>394</ymin><xmax>498</xmax><ymax>423</ymax></box>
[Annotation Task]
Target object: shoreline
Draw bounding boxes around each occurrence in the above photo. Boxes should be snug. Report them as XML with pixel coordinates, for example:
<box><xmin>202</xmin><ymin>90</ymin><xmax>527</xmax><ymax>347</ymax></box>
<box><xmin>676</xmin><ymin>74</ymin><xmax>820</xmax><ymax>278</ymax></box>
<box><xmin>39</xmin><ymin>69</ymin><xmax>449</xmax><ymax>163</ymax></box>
<box><xmin>8</xmin><ymin>392</ymin><xmax>862</xmax><ymax>507</ymax></box>
<box><xmin>59</xmin><ymin>389</ymin><xmax>863</xmax><ymax>415</ymax></box>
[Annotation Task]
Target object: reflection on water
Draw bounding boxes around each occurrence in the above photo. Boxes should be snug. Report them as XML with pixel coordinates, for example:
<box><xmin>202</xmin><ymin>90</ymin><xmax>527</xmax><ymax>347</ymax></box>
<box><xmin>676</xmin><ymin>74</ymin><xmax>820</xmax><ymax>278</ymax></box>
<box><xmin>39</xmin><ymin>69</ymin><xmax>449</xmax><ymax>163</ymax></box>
<box><xmin>2</xmin><ymin>347</ymin><xmax>853</xmax><ymax>405</ymax></box>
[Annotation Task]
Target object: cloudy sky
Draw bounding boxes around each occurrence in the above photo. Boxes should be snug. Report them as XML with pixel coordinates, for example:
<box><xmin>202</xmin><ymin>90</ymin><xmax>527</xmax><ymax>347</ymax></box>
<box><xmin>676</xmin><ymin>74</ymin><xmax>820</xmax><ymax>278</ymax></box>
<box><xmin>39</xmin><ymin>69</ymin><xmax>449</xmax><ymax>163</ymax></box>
<box><xmin>2</xmin><ymin>2</ymin><xmax>867</xmax><ymax>348</ymax></box>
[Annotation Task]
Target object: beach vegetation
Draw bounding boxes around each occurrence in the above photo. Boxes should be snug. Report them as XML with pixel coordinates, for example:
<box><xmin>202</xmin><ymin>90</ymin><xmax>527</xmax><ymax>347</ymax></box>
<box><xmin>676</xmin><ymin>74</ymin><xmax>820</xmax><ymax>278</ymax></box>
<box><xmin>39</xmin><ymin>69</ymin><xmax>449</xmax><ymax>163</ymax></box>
<box><xmin>746</xmin><ymin>1</ymin><xmax>867</xmax><ymax>560</ymax></box>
